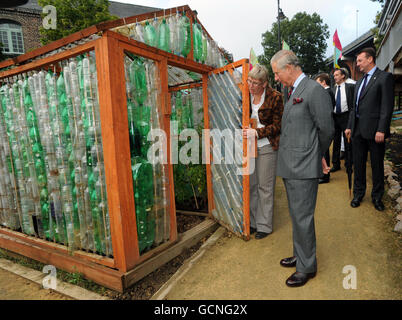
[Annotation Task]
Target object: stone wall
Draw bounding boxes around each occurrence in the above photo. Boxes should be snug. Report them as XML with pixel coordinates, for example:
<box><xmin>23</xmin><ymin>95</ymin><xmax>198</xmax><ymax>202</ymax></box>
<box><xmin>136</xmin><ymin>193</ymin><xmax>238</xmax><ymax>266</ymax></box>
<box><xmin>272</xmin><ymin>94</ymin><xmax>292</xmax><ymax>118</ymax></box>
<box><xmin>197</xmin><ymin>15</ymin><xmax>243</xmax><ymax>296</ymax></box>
<box><xmin>386</xmin><ymin>126</ymin><xmax>402</xmax><ymax>233</ymax></box>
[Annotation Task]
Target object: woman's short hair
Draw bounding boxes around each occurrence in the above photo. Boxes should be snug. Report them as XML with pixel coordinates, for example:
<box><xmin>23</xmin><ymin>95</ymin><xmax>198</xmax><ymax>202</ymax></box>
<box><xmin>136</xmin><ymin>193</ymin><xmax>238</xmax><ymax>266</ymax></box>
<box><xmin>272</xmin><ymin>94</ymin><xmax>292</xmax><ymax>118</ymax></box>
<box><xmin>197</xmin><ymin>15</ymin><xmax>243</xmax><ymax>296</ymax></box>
<box><xmin>248</xmin><ymin>64</ymin><xmax>269</xmax><ymax>83</ymax></box>
<box><xmin>270</xmin><ymin>50</ymin><xmax>301</xmax><ymax>70</ymax></box>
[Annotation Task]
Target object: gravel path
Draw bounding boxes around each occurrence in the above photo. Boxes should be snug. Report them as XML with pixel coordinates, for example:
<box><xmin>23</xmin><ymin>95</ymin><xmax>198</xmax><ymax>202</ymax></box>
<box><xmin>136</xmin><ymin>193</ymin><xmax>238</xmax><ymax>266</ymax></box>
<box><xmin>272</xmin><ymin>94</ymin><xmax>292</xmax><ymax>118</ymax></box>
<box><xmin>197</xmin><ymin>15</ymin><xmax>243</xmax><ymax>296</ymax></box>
<box><xmin>162</xmin><ymin>168</ymin><xmax>402</xmax><ymax>300</ymax></box>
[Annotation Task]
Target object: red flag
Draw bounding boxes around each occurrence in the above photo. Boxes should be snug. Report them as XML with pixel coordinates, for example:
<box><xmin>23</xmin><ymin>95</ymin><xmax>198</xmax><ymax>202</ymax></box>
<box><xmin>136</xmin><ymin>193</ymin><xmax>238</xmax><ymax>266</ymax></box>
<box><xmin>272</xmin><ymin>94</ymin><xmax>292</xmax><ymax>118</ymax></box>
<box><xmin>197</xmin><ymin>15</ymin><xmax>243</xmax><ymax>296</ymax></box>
<box><xmin>333</xmin><ymin>29</ymin><xmax>343</xmax><ymax>68</ymax></box>
<box><xmin>333</xmin><ymin>29</ymin><xmax>342</xmax><ymax>51</ymax></box>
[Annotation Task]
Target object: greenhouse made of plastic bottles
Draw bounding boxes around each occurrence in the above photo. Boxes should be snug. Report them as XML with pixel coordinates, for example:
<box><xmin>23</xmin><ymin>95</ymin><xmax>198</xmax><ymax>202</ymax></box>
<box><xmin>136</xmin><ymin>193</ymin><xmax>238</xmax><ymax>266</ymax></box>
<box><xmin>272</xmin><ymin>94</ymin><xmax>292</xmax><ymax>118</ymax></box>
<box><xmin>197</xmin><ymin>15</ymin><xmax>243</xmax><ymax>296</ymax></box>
<box><xmin>0</xmin><ymin>5</ymin><xmax>255</xmax><ymax>292</ymax></box>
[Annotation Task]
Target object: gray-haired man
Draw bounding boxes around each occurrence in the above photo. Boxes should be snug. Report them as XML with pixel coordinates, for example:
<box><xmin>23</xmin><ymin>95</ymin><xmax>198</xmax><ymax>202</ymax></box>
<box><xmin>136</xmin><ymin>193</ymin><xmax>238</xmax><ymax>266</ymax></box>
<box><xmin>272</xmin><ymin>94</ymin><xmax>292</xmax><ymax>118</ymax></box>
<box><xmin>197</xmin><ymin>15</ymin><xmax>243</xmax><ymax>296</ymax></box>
<box><xmin>271</xmin><ymin>50</ymin><xmax>334</xmax><ymax>287</ymax></box>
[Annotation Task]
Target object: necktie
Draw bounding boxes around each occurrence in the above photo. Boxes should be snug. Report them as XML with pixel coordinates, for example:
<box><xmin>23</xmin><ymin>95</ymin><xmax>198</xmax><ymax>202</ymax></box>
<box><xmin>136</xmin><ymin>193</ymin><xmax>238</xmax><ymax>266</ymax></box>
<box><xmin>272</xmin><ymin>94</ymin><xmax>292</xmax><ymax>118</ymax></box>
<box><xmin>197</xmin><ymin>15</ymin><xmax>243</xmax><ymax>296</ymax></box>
<box><xmin>335</xmin><ymin>85</ymin><xmax>341</xmax><ymax>114</ymax></box>
<box><xmin>356</xmin><ymin>74</ymin><xmax>368</xmax><ymax>117</ymax></box>
<box><xmin>287</xmin><ymin>86</ymin><xmax>293</xmax><ymax>99</ymax></box>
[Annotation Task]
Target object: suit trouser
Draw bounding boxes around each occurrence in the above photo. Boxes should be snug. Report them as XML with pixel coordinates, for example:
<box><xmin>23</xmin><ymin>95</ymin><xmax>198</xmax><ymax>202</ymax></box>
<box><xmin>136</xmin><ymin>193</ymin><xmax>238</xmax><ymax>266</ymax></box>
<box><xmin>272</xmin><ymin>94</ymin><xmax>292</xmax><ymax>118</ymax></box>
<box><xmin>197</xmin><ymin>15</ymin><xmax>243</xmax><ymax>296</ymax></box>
<box><xmin>283</xmin><ymin>178</ymin><xmax>318</xmax><ymax>273</ymax></box>
<box><xmin>250</xmin><ymin>144</ymin><xmax>277</xmax><ymax>234</ymax></box>
<box><xmin>332</xmin><ymin>112</ymin><xmax>352</xmax><ymax>168</ymax></box>
<box><xmin>352</xmin><ymin>120</ymin><xmax>385</xmax><ymax>201</ymax></box>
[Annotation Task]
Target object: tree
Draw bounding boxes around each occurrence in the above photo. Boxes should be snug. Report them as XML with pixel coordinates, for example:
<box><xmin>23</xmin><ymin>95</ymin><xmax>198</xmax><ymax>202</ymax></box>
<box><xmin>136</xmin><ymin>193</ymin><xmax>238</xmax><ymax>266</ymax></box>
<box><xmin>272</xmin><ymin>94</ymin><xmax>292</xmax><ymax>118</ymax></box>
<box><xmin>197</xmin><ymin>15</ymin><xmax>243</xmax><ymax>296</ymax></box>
<box><xmin>38</xmin><ymin>0</ymin><xmax>118</xmax><ymax>45</ymax></box>
<box><xmin>259</xmin><ymin>12</ymin><xmax>330</xmax><ymax>84</ymax></box>
<box><xmin>370</xmin><ymin>0</ymin><xmax>386</xmax><ymax>51</ymax></box>
<box><xmin>370</xmin><ymin>0</ymin><xmax>385</xmax><ymax>5</ymax></box>
<box><xmin>372</xmin><ymin>11</ymin><xmax>385</xmax><ymax>52</ymax></box>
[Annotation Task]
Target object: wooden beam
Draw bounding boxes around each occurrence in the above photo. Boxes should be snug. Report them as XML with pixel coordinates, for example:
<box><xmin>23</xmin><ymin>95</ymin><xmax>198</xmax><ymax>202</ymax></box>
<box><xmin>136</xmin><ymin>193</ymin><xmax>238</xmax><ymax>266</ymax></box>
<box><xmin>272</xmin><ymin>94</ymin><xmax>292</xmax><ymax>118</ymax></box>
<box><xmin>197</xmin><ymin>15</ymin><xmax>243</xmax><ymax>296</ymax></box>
<box><xmin>0</xmin><ymin>26</ymin><xmax>100</xmax><ymax>70</ymax></box>
<box><xmin>159</xmin><ymin>58</ymin><xmax>178</xmax><ymax>244</ymax></box>
<box><xmin>0</xmin><ymin>231</ymin><xmax>125</xmax><ymax>292</ymax></box>
<box><xmin>0</xmin><ymin>227</ymin><xmax>115</xmax><ymax>268</ymax></box>
<box><xmin>95</xmin><ymin>34</ymin><xmax>139</xmax><ymax>272</ymax></box>
<box><xmin>210</xmin><ymin>59</ymin><xmax>249</xmax><ymax>75</ymax></box>
<box><xmin>202</xmin><ymin>74</ymin><xmax>214</xmax><ymax>217</ymax></box>
<box><xmin>0</xmin><ymin>40</ymin><xmax>97</xmax><ymax>79</ymax></box>
<box><xmin>168</xmin><ymin>82</ymin><xmax>202</xmax><ymax>92</ymax></box>
<box><xmin>122</xmin><ymin>219</ymin><xmax>218</xmax><ymax>290</ymax></box>
<box><xmin>104</xmin><ymin>30</ymin><xmax>213</xmax><ymax>75</ymax></box>
<box><xmin>176</xmin><ymin>210</ymin><xmax>209</xmax><ymax>217</ymax></box>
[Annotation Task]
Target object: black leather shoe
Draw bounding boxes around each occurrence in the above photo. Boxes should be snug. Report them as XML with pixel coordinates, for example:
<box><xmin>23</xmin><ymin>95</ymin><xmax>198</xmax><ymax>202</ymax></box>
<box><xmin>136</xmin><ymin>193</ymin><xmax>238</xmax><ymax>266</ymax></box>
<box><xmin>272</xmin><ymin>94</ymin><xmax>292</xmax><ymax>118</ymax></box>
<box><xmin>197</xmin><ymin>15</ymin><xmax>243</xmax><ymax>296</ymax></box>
<box><xmin>372</xmin><ymin>199</ymin><xmax>385</xmax><ymax>211</ymax></box>
<box><xmin>280</xmin><ymin>256</ymin><xmax>297</xmax><ymax>268</ymax></box>
<box><xmin>330</xmin><ymin>166</ymin><xmax>340</xmax><ymax>173</ymax></box>
<box><xmin>350</xmin><ymin>197</ymin><xmax>362</xmax><ymax>208</ymax></box>
<box><xmin>286</xmin><ymin>271</ymin><xmax>316</xmax><ymax>287</ymax></box>
<box><xmin>255</xmin><ymin>232</ymin><xmax>270</xmax><ymax>239</ymax></box>
<box><xmin>250</xmin><ymin>227</ymin><xmax>256</xmax><ymax>235</ymax></box>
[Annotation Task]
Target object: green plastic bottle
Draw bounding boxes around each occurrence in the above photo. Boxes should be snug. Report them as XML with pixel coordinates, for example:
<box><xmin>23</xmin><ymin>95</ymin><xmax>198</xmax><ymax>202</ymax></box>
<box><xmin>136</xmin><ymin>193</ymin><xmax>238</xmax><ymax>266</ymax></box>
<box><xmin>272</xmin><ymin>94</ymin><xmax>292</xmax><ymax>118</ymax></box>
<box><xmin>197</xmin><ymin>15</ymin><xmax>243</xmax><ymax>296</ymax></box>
<box><xmin>201</xmin><ymin>33</ymin><xmax>208</xmax><ymax>64</ymax></box>
<box><xmin>179</xmin><ymin>12</ymin><xmax>191</xmax><ymax>57</ymax></box>
<box><xmin>144</xmin><ymin>21</ymin><xmax>157</xmax><ymax>47</ymax></box>
<box><xmin>129</xmin><ymin>58</ymin><xmax>148</xmax><ymax>106</ymax></box>
<box><xmin>175</xmin><ymin>91</ymin><xmax>184</xmax><ymax>132</ymax></box>
<box><xmin>193</xmin><ymin>21</ymin><xmax>203</xmax><ymax>62</ymax></box>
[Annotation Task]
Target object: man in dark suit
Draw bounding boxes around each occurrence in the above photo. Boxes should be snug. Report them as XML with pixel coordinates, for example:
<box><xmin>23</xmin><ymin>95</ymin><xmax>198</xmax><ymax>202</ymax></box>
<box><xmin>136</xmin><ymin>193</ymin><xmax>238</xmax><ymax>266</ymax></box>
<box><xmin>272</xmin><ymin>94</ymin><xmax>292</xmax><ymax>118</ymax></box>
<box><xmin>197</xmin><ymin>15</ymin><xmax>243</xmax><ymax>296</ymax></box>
<box><xmin>345</xmin><ymin>47</ymin><xmax>394</xmax><ymax>211</ymax></box>
<box><xmin>271</xmin><ymin>50</ymin><xmax>334</xmax><ymax>287</ymax></box>
<box><xmin>315</xmin><ymin>73</ymin><xmax>335</xmax><ymax>184</ymax></box>
<box><xmin>331</xmin><ymin>68</ymin><xmax>355</xmax><ymax>173</ymax></box>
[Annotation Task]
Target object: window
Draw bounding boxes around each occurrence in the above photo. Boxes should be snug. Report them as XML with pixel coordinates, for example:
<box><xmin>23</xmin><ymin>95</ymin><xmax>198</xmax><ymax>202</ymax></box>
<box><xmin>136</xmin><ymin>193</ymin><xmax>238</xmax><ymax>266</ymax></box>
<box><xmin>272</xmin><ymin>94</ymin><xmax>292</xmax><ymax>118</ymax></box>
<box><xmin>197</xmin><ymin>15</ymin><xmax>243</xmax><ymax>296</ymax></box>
<box><xmin>0</xmin><ymin>21</ymin><xmax>24</xmax><ymax>55</ymax></box>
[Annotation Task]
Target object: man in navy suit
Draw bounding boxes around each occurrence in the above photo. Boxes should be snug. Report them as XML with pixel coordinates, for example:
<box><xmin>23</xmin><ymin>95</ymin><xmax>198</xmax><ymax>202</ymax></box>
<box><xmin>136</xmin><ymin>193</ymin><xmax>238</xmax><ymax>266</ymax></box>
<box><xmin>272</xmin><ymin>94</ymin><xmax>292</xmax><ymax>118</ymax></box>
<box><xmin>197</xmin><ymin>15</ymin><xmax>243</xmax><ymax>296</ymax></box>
<box><xmin>345</xmin><ymin>47</ymin><xmax>394</xmax><ymax>211</ymax></box>
<box><xmin>331</xmin><ymin>68</ymin><xmax>355</xmax><ymax>173</ymax></box>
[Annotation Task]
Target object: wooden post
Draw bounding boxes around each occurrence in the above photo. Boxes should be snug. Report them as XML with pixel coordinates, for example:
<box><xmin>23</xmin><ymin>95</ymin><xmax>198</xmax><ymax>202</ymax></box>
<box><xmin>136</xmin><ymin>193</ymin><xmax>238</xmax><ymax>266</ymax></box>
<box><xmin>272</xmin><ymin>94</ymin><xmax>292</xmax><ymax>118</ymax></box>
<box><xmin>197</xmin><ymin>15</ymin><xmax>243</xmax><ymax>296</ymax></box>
<box><xmin>95</xmin><ymin>34</ymin><xmax>139</xmax><ymax>272</ymax></box>
<box><xmin>159</xmin><ymin>58</ymin><xmax>178</xmax><ymax>243</ymax></box>
<box><xmin>202</xmin><ymin>74</ymin><xmax>214</xmax><ymax>217</ymax></box>
<box><xmin>241</xmin><ymin>60</ymin><xmax>251</xmax><ymax>240</ymax></box>
<box><xmin>188</xmin><ymin>10</ymin><xmax>195</xmax><ymax>61</ymax></box>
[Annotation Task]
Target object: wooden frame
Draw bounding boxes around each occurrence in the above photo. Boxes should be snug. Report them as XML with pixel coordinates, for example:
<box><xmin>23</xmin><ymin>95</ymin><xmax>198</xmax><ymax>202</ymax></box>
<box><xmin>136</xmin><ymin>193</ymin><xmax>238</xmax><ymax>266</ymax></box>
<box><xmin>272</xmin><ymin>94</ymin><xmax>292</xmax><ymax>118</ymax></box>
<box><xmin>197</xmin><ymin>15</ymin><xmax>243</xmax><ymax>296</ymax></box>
<box><xmin>0</xmin><ymin>26</ymin><xmax>214</xmax><ymax>291</ymax></box>
<box><xmin>0</xmin><ymin>5</ymin><xmax>242</xmax><ymax>292</ymax></box>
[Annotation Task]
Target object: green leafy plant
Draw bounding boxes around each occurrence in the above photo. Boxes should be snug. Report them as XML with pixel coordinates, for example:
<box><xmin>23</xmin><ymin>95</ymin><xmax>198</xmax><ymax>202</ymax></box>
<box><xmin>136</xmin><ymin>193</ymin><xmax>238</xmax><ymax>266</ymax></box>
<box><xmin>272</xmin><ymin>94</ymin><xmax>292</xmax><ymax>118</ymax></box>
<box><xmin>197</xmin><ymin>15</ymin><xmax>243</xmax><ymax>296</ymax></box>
<box><xmin>173</xmin><ymin>124</ymin><xmax>208</xmax><ymax>211</ymax></box>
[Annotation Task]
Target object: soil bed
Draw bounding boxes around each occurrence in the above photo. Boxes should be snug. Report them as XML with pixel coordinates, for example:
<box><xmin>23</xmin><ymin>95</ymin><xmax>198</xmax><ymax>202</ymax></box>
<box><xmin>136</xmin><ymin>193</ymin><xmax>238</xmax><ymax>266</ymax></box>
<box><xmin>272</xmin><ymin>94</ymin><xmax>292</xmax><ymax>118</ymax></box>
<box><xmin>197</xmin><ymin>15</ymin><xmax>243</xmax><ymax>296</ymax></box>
<box><xmin>106</xmin><ymin>213</ymin><xmax>207</xmax><ymax>300</ymax></box>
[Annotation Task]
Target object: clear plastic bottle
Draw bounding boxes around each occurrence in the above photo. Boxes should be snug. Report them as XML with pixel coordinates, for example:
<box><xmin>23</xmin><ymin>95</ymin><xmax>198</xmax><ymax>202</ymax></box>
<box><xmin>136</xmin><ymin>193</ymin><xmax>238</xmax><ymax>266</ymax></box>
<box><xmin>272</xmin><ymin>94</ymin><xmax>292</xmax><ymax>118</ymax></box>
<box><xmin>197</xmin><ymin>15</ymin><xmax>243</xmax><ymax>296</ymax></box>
<box><xmin>167</xmin><ymin>14</ymin><xmax>178</xmax><ymax>55</ymax></box>
<box><xmin>134</xmin><ymin>21</ymin><xmax>145</xmax><ymax>43</ymax></box>
<box><xmin>157</xmin><ymin>18</ymin><xmax>170</xmax><ymax>52</ymax></box>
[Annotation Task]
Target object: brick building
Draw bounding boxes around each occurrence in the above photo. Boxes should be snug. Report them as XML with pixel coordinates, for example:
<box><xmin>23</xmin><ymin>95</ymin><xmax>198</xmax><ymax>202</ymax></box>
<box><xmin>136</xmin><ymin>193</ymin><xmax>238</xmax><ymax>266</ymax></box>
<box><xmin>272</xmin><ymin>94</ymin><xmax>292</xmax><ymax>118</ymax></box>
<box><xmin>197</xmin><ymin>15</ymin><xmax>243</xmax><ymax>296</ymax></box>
<box><xmin>0</xmin><ymin>0</ymin><xmax>159</xmax><ymax>59</ymax></box>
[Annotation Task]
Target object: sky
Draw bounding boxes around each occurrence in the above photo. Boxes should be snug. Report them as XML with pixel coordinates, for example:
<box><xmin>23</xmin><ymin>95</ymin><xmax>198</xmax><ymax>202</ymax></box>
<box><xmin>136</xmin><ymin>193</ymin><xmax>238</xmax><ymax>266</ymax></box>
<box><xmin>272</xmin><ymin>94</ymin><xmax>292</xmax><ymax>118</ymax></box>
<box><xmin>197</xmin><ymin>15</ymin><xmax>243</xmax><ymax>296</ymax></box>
<box><xmin>116</xmin><ymin>0</ymin><xmax>382</xmax><ymax>61</ymax></box>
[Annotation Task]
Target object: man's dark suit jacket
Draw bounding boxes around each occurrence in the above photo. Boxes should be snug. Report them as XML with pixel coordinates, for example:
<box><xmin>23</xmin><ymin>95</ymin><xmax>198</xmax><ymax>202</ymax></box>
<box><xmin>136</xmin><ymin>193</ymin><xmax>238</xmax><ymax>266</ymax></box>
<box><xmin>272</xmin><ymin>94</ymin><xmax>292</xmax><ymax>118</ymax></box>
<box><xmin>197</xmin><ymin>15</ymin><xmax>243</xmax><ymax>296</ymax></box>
<box><xmin>325</xmin><ymin>87</ymin><xmax>335</xmax><ymax>107</ymax></box>
<box><xmin>332</xmin><ymin>83</ymin><xmax>355</xmax><ymax>112</ymax></box>
<box><xmin>347</xmin><ymin>68</ymin><xmax>394</xmax><ymax>139</ymax></box>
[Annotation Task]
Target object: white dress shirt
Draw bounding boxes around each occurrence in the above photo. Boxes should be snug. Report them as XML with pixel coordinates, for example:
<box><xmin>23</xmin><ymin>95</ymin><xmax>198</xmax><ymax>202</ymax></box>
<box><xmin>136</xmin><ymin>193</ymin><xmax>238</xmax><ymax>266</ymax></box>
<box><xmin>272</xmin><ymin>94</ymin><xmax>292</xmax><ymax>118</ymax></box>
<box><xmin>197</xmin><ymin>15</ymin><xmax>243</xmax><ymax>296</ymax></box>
<box><xmin>334</xmin><ymin>82</ymin><xmax>349</xmax><ymax>113</ymax></box>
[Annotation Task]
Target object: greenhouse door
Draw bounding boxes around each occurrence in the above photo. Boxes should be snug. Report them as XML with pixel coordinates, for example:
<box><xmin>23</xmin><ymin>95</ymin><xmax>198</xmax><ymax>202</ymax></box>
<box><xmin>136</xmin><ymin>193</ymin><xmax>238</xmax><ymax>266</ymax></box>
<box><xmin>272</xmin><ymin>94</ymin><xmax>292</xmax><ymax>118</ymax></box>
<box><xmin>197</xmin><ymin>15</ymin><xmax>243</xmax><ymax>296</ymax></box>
<box><xmin>205</xmin><ymin>59</ymin><xmax>254</xmax><ymax>240</ymax></box>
